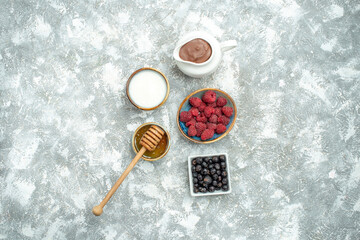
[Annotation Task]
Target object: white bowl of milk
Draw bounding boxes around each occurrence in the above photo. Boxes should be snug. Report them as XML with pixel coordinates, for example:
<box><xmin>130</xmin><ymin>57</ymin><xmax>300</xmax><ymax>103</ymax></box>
<box><xmin>126</xmin><ymin>68</ymin><xmax>170</xmax><ymax>110</ymax></box>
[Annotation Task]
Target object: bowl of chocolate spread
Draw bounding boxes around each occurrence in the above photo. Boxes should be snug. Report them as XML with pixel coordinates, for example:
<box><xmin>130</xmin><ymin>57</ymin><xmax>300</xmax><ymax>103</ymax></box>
<box><xmin>179</xmin><ymin>38</ymin><xmax>212</xmax><ymax>64</ymax></box>
<box><xmin>174</xmin><ymin>31</ymin><xmax>237</xmax><ymax>78</ymax></box>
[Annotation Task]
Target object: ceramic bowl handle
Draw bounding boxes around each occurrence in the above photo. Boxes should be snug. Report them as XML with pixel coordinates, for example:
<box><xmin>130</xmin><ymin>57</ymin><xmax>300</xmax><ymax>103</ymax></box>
<box><xmin>220</xmin><ymin>40</ymin><xmax>237</xmax><ymax>52</ymax></box>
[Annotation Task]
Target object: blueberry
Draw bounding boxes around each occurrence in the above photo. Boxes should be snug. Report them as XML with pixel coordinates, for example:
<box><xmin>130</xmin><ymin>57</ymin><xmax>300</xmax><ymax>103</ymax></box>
<box><xmin>209</xmin><ymin>186</ymin><xmax>215</xmax><ymax>192</ymax></box>
<box><xmin>198</xmin><ymin>175</ymin><xmax>203</xmax><ymax>181</ymax></box>
<box><xmin>217</xmin><ymin>170</ymin><xmax>222</xmax><ymax>175</ymax></box>
<box><xmin>193</xmin><ymin>172</ymin><xmax>198</xmax><ymax>178</ymax></box>
<box><xmin>203</xmin><ymin>175</ymin><xmax>212</xmax><ymax>185</ymax></box>
<box><xmin>216</xmin><ymin>187</ymin><xmax>221</xmax><ymax>190</ymax></box>
<box><xmin>201</xmin><ymin>188</ymin><xmax>207</xmax><ymax>193</ymax></box>
<box><xmin>203</xmin><ymin>157</ymin><xmax>210</xmax><ymax>163</ymax></box>
<box><xmin>222</xmin><ymin>178</ymin><xmax>228</xmax><ymax>184</ymax></box>
<box><xmin>202</xmin><ymin>182</ymin><xmax>207</xmax><ymax>187</ymax></box>
<box><xmin>196</xmin><ymin>157</ymin><xmax>203</xmax><ymax>164</ymax></box>
<box><xmin>195</xmin><ymin>165</ymin><xmax>202</xmax><ymax>172</ymax></box>
<box><xmin>214</xmin><ymin>163</ymin><xmax>220</xmax><ymax>170</ymax></box>
<box><xmin>212</xmin><ymin>156</ymin><xmax>219</xmax><ymax>163</ymax></box>
<box><xmin>212</xmin><ymin>180</ymin><xmax>218</xmax><ymax>186</ymax></box>
<box><xmin>209</xmin><ymin>164</ymin><xmax>214</xmax><ymax>169</ymax></box>
<box><xmin>209</xmin><ymin>159</ymin><xmax>213</xmax><ymax>164</ymax></box>
<box><xmin>219</xmin><ymin>155</ymin><xmax>226</xmax><ymax>162</ymax></box>
<box><xmin>202</xmin><ymin>162</ymin><xmax>208</xmax><ymax>168</ymax></box>
<box><xmin>222</xmin><ymin>185</ymin><xmax>229</xmax><ymax>191</ymax></box>
<box><xmin>192</xmin><ymin>159</ymin><xmax>197</xmax><ymax>165</ymax></box>
<box><xmin>217</xmin><ymin>182</ymin><xmax>222</xmax><ymax>188</ymax></box>
<box><xmin>221</xmin><ymin>171</ymin><xmax>227</xmax><ymax>177</ymax></box>
<box><xmin>220</xmin><ymin>162</ymin><xmax>226</xmax><ymax>169</ymax></box>
<box><xmin>199</xmin><ymin>180</ymin><xmax>203</xmax><ymax>185</ymax></box>
<box><xmin>194</xmin><ymin>187</ymin><xmax>199</xmax><ymax>193</ymax></box>
<box><xmin>210</xmin><ymin>168</ymin><xmax>216</xmax><ymax>175</ymax></box>
<box><xmin>217</xmin><ymin>176</ymin><xmax>222</xmax><ymax>182</ymax></box>
<box><xmin>191</xmin><ymin>166</ymin><xmax>196</xmax><ymax>172</ymax></box>
<box><xmin>212</xmin><ymin>174</ymin><xmax>218</xmax><ymax>179</ymax></box>
<box><xmin>193</xmin><ymin>178</ymin><xmax>198</xmax><ymax>184</ymax></box>
<box><xmin>201</xmin><ymin>169</ymin><xmax>209</xmax><ymax>175</ymax></box>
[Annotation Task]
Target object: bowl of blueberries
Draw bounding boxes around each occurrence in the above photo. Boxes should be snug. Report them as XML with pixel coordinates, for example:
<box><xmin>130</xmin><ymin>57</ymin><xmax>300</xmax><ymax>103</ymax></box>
<box><xmin>188</xmin><ymin>153</ymin><xmax>231</xmax><ymax>196</ymax></box>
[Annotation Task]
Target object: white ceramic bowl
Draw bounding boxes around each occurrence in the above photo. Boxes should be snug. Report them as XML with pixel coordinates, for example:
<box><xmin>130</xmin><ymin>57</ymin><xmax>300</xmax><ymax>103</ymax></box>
<box><xmin>173</xmin><ymin>31</ymin><xmax>237</xmax><ymax>78</ymax></box>
<box><xmin>188</xmin><ymin>153</ymin><xmax>231</xmax><ymax>197</ymax></box>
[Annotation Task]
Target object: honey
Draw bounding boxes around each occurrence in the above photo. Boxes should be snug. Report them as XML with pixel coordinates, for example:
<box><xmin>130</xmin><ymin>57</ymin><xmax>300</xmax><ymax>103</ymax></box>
<box><xmin>134</xmin><ymin>125</ymin><xmax>168</xmax><ymax>159</ymax></box>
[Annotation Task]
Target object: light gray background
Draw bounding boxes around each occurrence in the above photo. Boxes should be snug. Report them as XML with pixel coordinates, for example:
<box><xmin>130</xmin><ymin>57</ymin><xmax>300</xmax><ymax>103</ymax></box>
<box><xmin>1</xmin><ymin>0</ymin><xmax>360</xmax><ymax>239</ymax></box>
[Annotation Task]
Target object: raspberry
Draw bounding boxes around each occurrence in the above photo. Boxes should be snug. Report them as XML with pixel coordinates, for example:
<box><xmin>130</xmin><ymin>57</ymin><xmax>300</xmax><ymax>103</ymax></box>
<box><xmin>189</xmin><ymin>97</ymin><xmax>202</xmax><ymax>107</ymax></box>
<box><xmin>186</xmin><ymin>118</ymin><xmax>196</xmax><ymax>127</ymax></box>
<box><xmin>189</xmin><ymin>107</ymin><xmax>199</xmax><ymax>117</ymax></box>
<box><xmin>198</xmin><ymin>102</ymin><xmax>207</xmax><ymax>112</ymax></box>
<box><xmin>207</xmin><ymin>123</ymin><xmax>217</xmax><ymax>130</ymax></box>
<box><xmin>195</xmin><ymin>122</ymin><xmax>207</xmax><ymax>132</ymax></box>
<box><xmin>196</xmin><ymin>113</ymin><xmax>207</xmax><ymax>123</ymax></box>
<box><xmin>222</xmin><ymin>106</ymin><xmax>233</xmax><ymax>117</ymax></box>
<box><xmin>196</xmin><ymin>122</ymin><xmax>207</xmax><ymax>137</ymax></box>
<box><xmin>214</xmin><ymin>107</ymin><xmax>223</xmax><ymax>117</ymax></box>
<box><xmin>180</xmin><ymin>111</ymin><xmax>192</xmax><ymax>122</ymax></box>
<box><xmin>209</xmin><ymin>114</ymin><xmax>218</xmax><ymax>123</ymax></box>
<box><xmin>216</xmin><ymin>97</ymin><xmax>227</xmax><ymax>107</ymax></box>
<box><xmin>218</xmin><ymin>115</ymin><xmax>230</xmax><ymax>125</ymax></box>
<box><xmin>216</xmin><ymin>124</ymin><xmax>227</xmax><ymax>134</ymax></box>
<box><xmin>201</xmin><ymin>129</ymin><xmax>215</xmax><ymax>141</ymax></box>
<box><xmin>188</xmin><ymin>125</ymin><xmax>197</xmax><ymax>137</ymax></box>
<box><xmin>204</xmin><ymin>106</ymin><xmax>215</xmax><ymax>118</ymax></box>
<box><xmin>202</xmin><ymin>90</ymin><xmax>217</xmax><ymax>103</ymax></box>
<box><xmin>207</xmin><ymin>102</ymin><xmax>217</xmax><ymax>108</ymax></box>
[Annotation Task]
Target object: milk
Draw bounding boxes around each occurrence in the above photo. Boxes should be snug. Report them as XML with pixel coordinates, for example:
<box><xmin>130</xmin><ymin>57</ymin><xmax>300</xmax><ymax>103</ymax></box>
<box><xmin>128</xmin><ymin>69</ymin><xmax>168</xmax><ymax>109</ymax></box>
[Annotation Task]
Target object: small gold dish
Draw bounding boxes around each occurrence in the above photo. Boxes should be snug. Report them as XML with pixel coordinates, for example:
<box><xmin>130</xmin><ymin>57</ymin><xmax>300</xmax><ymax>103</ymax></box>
<box><xmin>132</xmin><ymin>122</ymin><xmax>171</xmax><ymax>161</ymax></box>
<box><xmin>126</xmin><ymin>68</ymin><xmax>170</xmax><ymax>111</ymax></box>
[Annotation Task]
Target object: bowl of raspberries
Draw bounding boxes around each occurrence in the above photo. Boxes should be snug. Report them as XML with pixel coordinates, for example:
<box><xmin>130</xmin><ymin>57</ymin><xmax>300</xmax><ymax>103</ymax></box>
<box><xmin>177</xmin><ymin>88</ymin><xmax>236</xmax><ymax>144</ymax></box>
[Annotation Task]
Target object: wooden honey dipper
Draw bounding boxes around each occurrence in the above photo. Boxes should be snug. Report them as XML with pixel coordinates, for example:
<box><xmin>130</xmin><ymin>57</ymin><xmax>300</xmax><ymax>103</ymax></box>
<box><xmin>92</xmin><ymin>125</ymin><xmax>165</xmax><ymax>216</ymax></box>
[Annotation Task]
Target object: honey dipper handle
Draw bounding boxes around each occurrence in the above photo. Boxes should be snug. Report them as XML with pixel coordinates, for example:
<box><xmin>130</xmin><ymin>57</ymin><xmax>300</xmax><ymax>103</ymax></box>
<box><xmin>92</xmin><ymin>147</ymin><xmax>147</xmax><ymax>216</ymax></box>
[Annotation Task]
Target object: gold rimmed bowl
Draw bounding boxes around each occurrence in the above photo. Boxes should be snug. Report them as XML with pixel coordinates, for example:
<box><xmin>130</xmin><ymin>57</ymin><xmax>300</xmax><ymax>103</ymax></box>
<box><xmin>176</xmin><ymin>88</ymin><xmax>237</xmax><ymax>144</ymax></box>
<box><xmin>126</xmin><ymin>68</ymin><xmax>170</xmax><ymax>111</ymax></box>
<box><xmin>132</xmin><ymin>122</ymin><xmax>171</xmax><ymax>161</ymax></box>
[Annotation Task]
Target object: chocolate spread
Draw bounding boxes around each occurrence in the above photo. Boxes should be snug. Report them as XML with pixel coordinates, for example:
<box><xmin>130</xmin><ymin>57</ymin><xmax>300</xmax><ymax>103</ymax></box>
<box><xmin>179</xmin><ymin>38</ymin><xmax>212</xmax><ymax>63</ymax></box>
